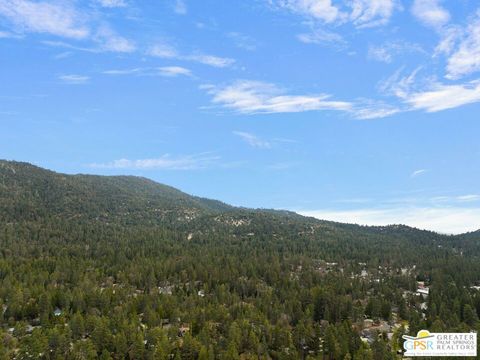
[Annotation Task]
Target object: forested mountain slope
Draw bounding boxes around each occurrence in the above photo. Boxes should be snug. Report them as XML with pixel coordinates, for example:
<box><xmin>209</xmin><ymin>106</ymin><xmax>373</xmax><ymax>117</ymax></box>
<box><xmin>0</xmin><ymin>160</ymin><xmax>232</xmax><ymax>223</ymax></box>
<box><xmin>0</xmin><ymin>160</ymin><xmax>479</xmax><ymax>359</ymax></box>
<box><xmin>0</xmin><ymin>159</ymin><xmax>473</xmax><ymax>236</ymax></box>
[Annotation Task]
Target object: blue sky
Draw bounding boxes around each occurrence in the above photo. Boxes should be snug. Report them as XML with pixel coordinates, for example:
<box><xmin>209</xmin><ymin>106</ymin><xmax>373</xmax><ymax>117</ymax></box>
<box><xmin>1</xmin><ymin>0</ymin><xmax>480</xmax><ymax>233</ymax></box>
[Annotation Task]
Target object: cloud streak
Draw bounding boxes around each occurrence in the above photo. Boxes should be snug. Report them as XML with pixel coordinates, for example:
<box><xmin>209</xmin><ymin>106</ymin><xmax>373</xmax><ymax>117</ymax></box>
<box><xmin>157</xmin><ymin>66</ymin><xmax>192</xmax><ymax>77</ymax></box>
<box><xmin>147</xmin><ymin>42</ymin><xmax>235</xmax><ymax>68</ymax></box>
<box><xmin>89</xmin><ymin>153</ymin><xmax>220</xmax><ymax>170</ymax></box>
<box><xmin>457</xmin><ymin>194</ymin><xmax>480</xmax><ymax>202</ymax></box>
<box><xmin>203</xmin><ymin>80</ymin><xmax>398</xmax><ymax>119</ymax></box>
<box><xmin>102</xmin><ymin>66</ymin><xmax>192</xmax><ymax>77</ymax></box>
<box><xmin>233</xmin><ymin>131</ymin><xmax>271</xmax><ymax>149</ymax></box>
<box><xmin>59</xmin><ymin>74</ymin><xmax>90</xmax><ymax>84</ymax></box>
<box><xmin>405</xmin><ymin>80</ymin><xmax>480</xmax><ymax>112</ymax></box>
<box><xmin>380</xmin><ymin>67</ymin><xmax>480</xmax><ymax>112</ymax></box>
<box><xmin>411</xmin><ymin>169</ymin><xmax>428</xmax><ymax>178</ymax></box>
<box><xmin>203</xmin><ymin>80</ymin><xmax>352</xmax><ymax>114</ymax></box>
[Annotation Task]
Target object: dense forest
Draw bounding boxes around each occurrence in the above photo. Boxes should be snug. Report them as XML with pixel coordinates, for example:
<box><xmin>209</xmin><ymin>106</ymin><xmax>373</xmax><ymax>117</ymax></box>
<box><xmin>0</xmin><ymin>160</ymin><xmax>479</xmax><ymax>359</ymax></box>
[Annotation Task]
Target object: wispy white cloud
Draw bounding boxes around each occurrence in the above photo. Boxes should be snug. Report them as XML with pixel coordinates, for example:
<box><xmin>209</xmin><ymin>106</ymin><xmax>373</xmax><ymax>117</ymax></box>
<box><xmin>94</xmin><ymin>26</ymin><xmax>135</xmax><ymax>53</ymax></box>
<box><xmin>147</xmin><ymin>42</ymin><xmax>235</xmax><ymax>68</ymax></box>
<box><xmin>203</xmin><ymin>80</ymin><xmax>353</xmax><ymax>114</ymax></box>
<box><xmin>411</xmin><ymin>0</ymin><xmax>450</xmax><ymax>29</ymax></box>
<box><xmin>411</xmin><ymin>169</ymin><xmax>428</xmax><ymax>178</ymax></box>
<box><xmin>379</xmin><ymin>67</ymin><xmax>421</xmax><ymax>99</ymax></box>
<box><xmin>405</xmin><ymin>80</ymin><xmax>480</xmax><ymax>112</ymax></box>
<box><xmin>297</xmin><ymin>28</ymin><xmax>345</xmax><ymax>46</ymax></box>
<box><xmin>434</xmin><ymin>25</ymin><xmax>462</xmax><ymax>57</ymax></box>
<box><xmin>43</xmin><ymin>32</ymin><xmax>135</xmax><ymax>53</ymax></box>
<box><xmin>103</xmin><ymin>66</ymin><xmax>191</xmax><ymax>77</ymax></box>
<box><xmin>233</xmin><ymin>131</ymin><xmax>271</xmax><ymax>149</ymax></box>
<box><xmin>412</xmin><ymin>6</ymin><xmax>480</xmax><ymax>80</ymax></box>
<box><xmin>157</xmin><ymin>66</ymin><xmax>191</xmax><ymax>77</ymax></box>
<box><xmin>59</xmin><ymin>74</ymin><xmax>90</xmax><ymax>84</ymax></box>
<box><xmin>203</xmin><ymin>80</ymin><xmax>398</xmax><ymax>119</ymax></box>
<box><xmin>457</xmin><ymin>194</ymin><xmax>480</xmax><ymax>202</ymax></box>
<box><xmin>185</xmin><ymin>54</ymin><xmax>235</xmax><ymax>68</ymax></box>
<box><xmin>97</xmin><ymin>0</ymin><xmax>127</xmax><ymax>8</ymax></box>
<box><xmin>368</xmin><ymin>41</ymin><xmax>425</xmax><ymax>63</ymax></box>
<box><xmin>380</xmin><ymin>67</ymin><xmax>480</xmax><ymax>112</ymax></box>
<box><xmin>277</xmin><ymin>0</ymin><xmax>345</xmax><ymax>24</ymax></box>
<box><xmin>174</xmin><ymin>0</ymin><xmax>187</xmax><ymax>15</ymax></box>
<box><xmin>352</xmin><ymin>101</ymin><xmax>400</xmax><ymax>119</ymax></box>
<box><xmin>89</xmin><ymin>153</ymin><xmax>220</xmax><ymax>170</ymax></box>
<box><xmin>42</xmin><ymin>40</ymin><xmax>98</xmax><ymax>53</ymax></box>
<box><xmin>349</xmin><ymin>0</ymin><xmax>397</xmax><ymax>28</ymax></box>
<box><xmin>430</xmin><ymin>194</ymin><xmax>480</xmax><ymax>203</ymax></box>
<box><xmin>103</xmin><ymin>68</ymin><xmax>143</xmax><ymax>75</ymax></box>
<box><xmin>445</xmin><ymin>13</ymin><xmax>480</xmax><ymax>80</ymax></box>
<box><xmin>410</xmin><ymin>4</ymin><xmax>480</xmax><ymax>84</ymax></box>
<box><xmin>0</xmin><ymin>0</ymin><xmax>89</xmax><ymax>39</ymax></box>
<box><xmin>44</xmin><ymin>36</ymin><xmax>135</xmax><ymax>53</ymax></box>
<box><xmin>433</xmin><ymin>25</ymin><xmax>463</xmax><ymax>58</ymax></box>
<box><xmin>299</xmin><ymin>207</ymin><xmax>480</xmax><ymax>234</ymax></box>
<box><xmin>273</xmin><ymin>0</ymin><xmax>399</xmax><ymax>51</ymax></box>
<box><xmin>275</xmin><ymin>0</ymin><xmax>397</xmax><ymax>28</ymax></box>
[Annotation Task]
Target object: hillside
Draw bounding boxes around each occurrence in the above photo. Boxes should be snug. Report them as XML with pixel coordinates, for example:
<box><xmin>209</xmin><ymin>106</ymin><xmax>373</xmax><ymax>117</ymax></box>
<box><xmin>0</xmin><ymin>160</ymin><xmax>233</xmax><ymax>224</ymax></box>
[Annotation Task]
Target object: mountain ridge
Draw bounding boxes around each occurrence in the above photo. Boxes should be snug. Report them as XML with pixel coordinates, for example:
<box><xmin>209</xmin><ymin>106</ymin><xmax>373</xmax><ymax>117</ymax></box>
<box><xmin>0</xmin><ymin>159</ymin><xmax>478</xmax><ymax>237</ymax></box>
